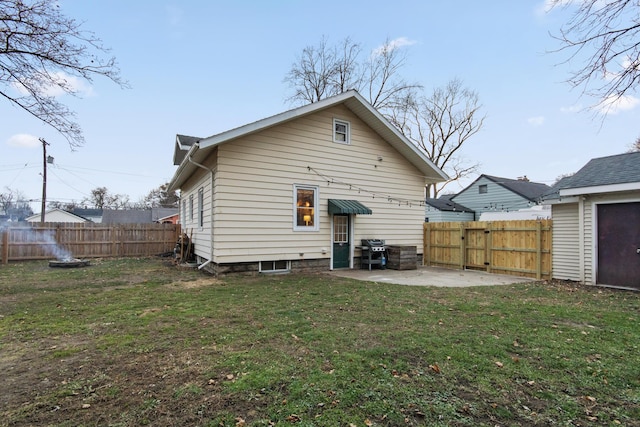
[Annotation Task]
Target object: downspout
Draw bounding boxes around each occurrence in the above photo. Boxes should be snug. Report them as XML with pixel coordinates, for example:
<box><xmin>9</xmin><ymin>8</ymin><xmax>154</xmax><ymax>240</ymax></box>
<box><xmin>578</xmin><ymin>195</ymin><xmax>585</xmax><ymax>284</ymax></box>
<box><xmin>187</xmin><ymin>153</ymin><xmax>216</xmax><ymax>269</ymax></box>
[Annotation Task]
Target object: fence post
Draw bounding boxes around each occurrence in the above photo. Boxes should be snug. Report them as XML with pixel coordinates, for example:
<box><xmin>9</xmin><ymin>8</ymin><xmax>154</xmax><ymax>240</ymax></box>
<box><xmin>486</xmin><ymin>222</ymin><xmax>493</xmax><ymax>274</ymax></box>
<box><xmin>459</xmin><ymin>222</ymin><xmax>465</xmax><ymax>270</ymax></box>
<box><xmin>1</xmin><ymin>229</ymin><xmax>8</xmax><ymax>264</ymax></box>
<box><xmin>536</xmin><ymin>221</ymin><xmax>542</xmax><ymax>280</ymax></box>
<box><xmin>423</xmin><ymin>223</ymin><xmax>430</xmax><ymax>266</ymax></box>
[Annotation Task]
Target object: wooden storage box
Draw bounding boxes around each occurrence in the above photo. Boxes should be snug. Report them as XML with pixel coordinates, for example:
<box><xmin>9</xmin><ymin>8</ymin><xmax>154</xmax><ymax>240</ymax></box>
<box><xmin>386</xmin><ymin>245</ymin><xmax>417</xmax><ymax>270</ymax></box>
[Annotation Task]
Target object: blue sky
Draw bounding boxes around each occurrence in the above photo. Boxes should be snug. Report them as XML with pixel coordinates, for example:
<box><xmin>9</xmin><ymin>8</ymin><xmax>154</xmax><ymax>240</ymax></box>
<box><xmin>2</xmin><ymin>0</ymin><xmax>639</xmax><ymax>210</ymax></box>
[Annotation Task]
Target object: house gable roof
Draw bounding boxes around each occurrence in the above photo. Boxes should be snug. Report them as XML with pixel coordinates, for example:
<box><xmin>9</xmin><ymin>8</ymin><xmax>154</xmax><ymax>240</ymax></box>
<box><xmin>173</xmin><ymin>134</ymin><xmax>201</xmax><ymax>166</ymax></box>
<box><xmin>169</xmin><ymin>90</ymin><xmax>448</xmax><ymax>191</ymax></box>
<box><xmin>544</xmin><ymin>152</ymin><xmax>640</xmax><ymax>199</ymax></box>
<box><xmin>26</xmin><ymin>208</ymin><xmax>88</xmax><ymax>222</ymax></box>
<box><xmin>102</xmin><ymin>209</ymin><xmax>153</xmax><ymax>224</ymax></box>
<box><xmin>454</xmin><ymin>174</ymin><xmax>551</xmax><ymax>202</ymax></box>
<box><xmin>425</xmin><ymin>197</ymin><xmax>474</xmax><ymax>213</ymax></box>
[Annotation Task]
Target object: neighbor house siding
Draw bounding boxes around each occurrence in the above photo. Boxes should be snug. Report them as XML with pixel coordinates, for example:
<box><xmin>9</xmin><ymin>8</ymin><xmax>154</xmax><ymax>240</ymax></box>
<box><xmin>452</xmin><ymin>176</ymin><xmax>532</xmax><ymax>219</ymax></box>
<box><xmin>424</xmin><ymin>208</ymin><xmax>474</xmax><ymax>223</ymax></box>
<box><xmin>551</xmin><ymin>203</ymin><xmax>580</xmax><ymax>281</ymax></box>
<box><xmin>211</xmin><ymin>104</ymin><xmax>426</xmax><ymax>265</ymax></box>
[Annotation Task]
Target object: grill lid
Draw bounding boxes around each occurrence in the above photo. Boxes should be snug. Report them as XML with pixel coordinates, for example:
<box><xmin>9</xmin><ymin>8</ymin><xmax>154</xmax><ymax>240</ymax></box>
<box><xmin>362</xmin><ymin>239</ymin><xmax>385</xmax><ymax>247</ymax></box>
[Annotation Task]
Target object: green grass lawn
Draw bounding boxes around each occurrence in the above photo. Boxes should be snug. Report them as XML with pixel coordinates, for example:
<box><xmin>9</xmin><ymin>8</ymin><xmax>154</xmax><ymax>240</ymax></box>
<box><xmin>0</xmin><ymin>257</ymin><xmax>638</xmax><ymax>426</ymax></box>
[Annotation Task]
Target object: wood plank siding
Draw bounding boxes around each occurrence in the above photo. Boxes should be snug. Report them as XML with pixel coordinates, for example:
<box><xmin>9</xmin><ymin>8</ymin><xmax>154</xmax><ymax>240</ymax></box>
<box><xmin>206</xmin><ymin>104</ymin><xmax>427</xmax><ymax>265</ymax></box>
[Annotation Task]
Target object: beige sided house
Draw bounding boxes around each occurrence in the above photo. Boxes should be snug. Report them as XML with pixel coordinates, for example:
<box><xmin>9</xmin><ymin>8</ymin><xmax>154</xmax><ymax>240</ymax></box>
<box><xmin>168</xmin><ymin>90</ymin><xmax>448</xmax><ymax>276</ymax></box>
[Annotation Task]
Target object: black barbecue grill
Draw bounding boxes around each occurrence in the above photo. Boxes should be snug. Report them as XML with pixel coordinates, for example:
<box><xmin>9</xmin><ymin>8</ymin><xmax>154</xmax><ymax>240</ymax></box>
<box><xmin>360</xmin><ymin>239</ymin><xmax>387</xmax><ymax>270</ymax></box>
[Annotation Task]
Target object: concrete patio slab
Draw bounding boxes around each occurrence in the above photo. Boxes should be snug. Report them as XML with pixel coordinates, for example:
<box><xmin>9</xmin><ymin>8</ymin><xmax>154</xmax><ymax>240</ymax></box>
<box><xmin>329</xmin><ymin>266</ymin><xmax>538</xmax><ymax>287</ymax></box>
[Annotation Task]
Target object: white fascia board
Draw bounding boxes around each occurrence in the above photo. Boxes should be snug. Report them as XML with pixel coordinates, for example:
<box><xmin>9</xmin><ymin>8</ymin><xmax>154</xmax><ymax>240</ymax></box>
<box><xmin>168</xmin><ymin>143</ymin><xmax>201</xmax><ymax>192</ymax></box>
<box><xmin>542</xmin><ymin>196</ymin><xmax>580</xmax><ymax>205</ymax></box>
<box><xmin>559</xmin><ymin>182</ymin><xmax>640</xmax><ymax>196</ymax></box>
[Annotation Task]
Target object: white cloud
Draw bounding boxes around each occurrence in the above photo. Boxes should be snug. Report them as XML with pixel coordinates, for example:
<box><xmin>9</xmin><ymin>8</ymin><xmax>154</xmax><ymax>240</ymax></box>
<box><xmin>372</xmin><ymin>37</ymin><xmax>417</xmax><ymax>56</ymax></box>
<box><xmin>535</xmin><ymin>0</ymin><xmax>577</xmax><ymax>16</ymax></box>
<box><xmin>597</xmin><ymin>94</ymin><xmax>640</xmax><ymax>114</ymax></box>
<box><xmin>560</xmin><ymin>103</ymin><xmax>583</xmax><ymax>113</ymax></box>
<box><xmin>527</xmin><ymin>116</ymin><xmax>545</xmax><ymax>126</ymax></box>
<box><xmin>7</xmin><ymin>134</ymin><xmax>41</xmax><ymax>148</ymax></box>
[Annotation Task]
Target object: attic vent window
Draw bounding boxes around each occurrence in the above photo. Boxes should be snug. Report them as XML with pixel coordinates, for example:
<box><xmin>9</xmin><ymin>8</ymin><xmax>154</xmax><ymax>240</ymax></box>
<box><xmin>333</xmin><ymin>119</ymin><xmax>350</xmax><ymax>144</ymax></box>
<box><xmin>479</xmin><ymin>184</ymin><xmax>488</xmax><ymax>194</ymax></box>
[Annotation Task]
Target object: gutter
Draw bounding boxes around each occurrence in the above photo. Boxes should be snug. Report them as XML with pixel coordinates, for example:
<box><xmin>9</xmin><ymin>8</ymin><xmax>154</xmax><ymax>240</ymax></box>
<box><xmin>186</xmin><ymin>152</ymin><xmax>216</xmax><ymax>269</ymax></box>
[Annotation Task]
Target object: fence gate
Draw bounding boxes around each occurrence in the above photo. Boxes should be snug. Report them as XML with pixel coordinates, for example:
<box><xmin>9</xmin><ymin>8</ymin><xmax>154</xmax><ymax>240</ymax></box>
<box><xmin>464</xmin><ymin>227</ymin><xmax>489</xmax><ymax>271</ymax></box>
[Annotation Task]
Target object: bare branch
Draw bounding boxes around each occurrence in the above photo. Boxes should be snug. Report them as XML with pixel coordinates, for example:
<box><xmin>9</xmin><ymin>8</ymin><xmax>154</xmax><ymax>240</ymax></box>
<box><xmin>0</xmin><ymin>0</ymin><xmax>128</xmax><ymax>149</ymax></box>
<box><xmin>392</xmin><ymin>78</ymin><xmax>485</xmax><ymax>198</ymax></box>
<box><xmin>549</xmin><ymin>0</ymin><xmax>640</xmax><ymax>113</ymax></box>
<box><xmin>284</xmin><ymin>36</ymin><xmax>420</xmax><ymax>113</ymax></box>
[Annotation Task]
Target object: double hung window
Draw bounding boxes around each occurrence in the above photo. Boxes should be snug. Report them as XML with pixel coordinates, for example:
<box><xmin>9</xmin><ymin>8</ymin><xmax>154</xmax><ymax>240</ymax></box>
<box><xmin>294</xmin><ymin>185</ymin><xmax>318</xmax><ymax>231</ymax></box>
<box><xmin>333</xmin><ymin>119</ymin><xmax>350</xmax><ymax>144</ymax></box>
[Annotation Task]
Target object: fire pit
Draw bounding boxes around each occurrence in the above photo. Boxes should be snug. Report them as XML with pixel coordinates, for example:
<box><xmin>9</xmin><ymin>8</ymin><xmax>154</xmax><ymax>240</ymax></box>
<box><xmin>48</xmin><ymin>258</ymin><xmax>90</xmax><ymax>268</ymax></box>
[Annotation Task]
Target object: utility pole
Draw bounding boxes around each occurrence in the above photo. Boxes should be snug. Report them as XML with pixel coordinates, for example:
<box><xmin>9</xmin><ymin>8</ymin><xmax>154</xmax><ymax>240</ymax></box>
<box><xmin>39</xmin><ymin>138</ymin><xmax>50</xmax><ymax>222</ymax></box>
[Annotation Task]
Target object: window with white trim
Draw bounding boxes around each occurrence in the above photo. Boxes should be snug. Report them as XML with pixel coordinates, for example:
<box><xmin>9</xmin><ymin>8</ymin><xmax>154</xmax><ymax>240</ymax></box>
<box><xmin>479</xmin><ymin>184</ymin><xmax>488</xmax><ymax>194</ymax></box>
<box><xmin>333</xmin><ymin>118</ymin><xmax>350</xmax><ymax>144</ymax></box>
<box><xmin>294</xmin><ymin>184</ymin><xmax>318</xmax><ymax>231</ymax></box>
<box><xmin>189</xmin><ymin>194</ymin><xmax>194</xmax><ymax>222</ymax></box>
<box><xmin>260</xmin><ymin>260</ymin><xmax>290</xmax><ymax>273</ymax></box>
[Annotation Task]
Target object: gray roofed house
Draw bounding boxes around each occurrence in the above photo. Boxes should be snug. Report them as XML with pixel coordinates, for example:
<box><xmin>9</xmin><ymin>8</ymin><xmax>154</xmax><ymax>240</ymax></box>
<box><xmin>450</xmin><ymin>174</ymin><xmax>551</xmax><ymax>220</ymax></box>
<box><xmin>479</xmin><ymin>175</ymin><xmax>551</xmax><ymax>201</ymax></box>
<box><xmin>70</xmin><ymin>208</ymin><xmax>103</xmax><ymax>223</ymax></box>
<box><xmin>542</xmin><ymin>151</ymin><xmax>640</xmax><ymax>289</ymax></box>
<box><xmin>101</xmin><ymin>208</ymin><xmax>179</xmax><ymax>224</ymax></box>
<box><xmin>424</xmin><ymin>196</ymin><xmax>475</xmax><ymax>222</ymax></box>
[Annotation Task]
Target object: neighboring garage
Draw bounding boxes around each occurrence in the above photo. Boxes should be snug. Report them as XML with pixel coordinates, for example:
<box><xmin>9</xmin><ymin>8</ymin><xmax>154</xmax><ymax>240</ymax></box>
<box><xmin>543</xmin><ymin>152</ymin><xmax>640</xmax><ymax>290</ymax></box>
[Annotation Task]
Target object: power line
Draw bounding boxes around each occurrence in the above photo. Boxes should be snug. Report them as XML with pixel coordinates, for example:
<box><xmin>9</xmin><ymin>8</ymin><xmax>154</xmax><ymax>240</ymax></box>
<box><xmin>48</xmin><ymin>168</ymin><xmax>92</xmax><ymax>198</ymax></box>
<box><xmin>56</xmin><ymin>164</ymin><xmax>157</xmax><ymax>178</ymax></box>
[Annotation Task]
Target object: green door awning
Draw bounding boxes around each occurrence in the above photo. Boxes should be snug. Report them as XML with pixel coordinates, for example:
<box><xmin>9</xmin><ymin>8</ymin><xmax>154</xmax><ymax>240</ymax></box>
<box><xmin>328</xmin><ymin>199</ymin><xmax>372</xmax><ymax>215</ymax></box>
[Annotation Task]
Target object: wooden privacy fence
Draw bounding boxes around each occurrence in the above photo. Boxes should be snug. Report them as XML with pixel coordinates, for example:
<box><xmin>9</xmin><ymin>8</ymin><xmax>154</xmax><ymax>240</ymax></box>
<box><xmin>424</xmin><ymin>220</ymin><xmax>552</xmax><ymax>280</ymax></box>
<box><xmin>1</xmin><ymin>223</ymin><xmax>181</xmax><ymax>264</ymax></box>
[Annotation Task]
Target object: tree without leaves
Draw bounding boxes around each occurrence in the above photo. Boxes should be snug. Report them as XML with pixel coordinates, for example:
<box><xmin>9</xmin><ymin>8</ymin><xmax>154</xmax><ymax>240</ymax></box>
<box><xmin>284</xmin><ymin>36</ymin><xmax>421</xmax><ymax>111</ymax></box>
<box><xmin>549</xmin><ymin>0</ymin><xmax>640</xmax><ymax>113</ymax></box>
<box><xmin>0</xmin><ymin>187</ymin><xmax>32</xmax><ymax>218</ymax></box>
<box><xmin>82</xmin><ymin>187</ymin><xmax>129</xmax><ymax>209</ymax></box>
<box><xmin>0</xmin><ymin>0</ymin><xmax>127</xmax><ymax>149</ymax></box>
<box><xmin>0</xmin><ymin>187</ymin><xmax>15</xmax><ymax>214</ymax></box>
<box><xmin>389</xmin><ymin>79</ymin><xmax>485</xmax><ymax>198</ymax></box>
<box><xmin>47</xmin><ymin>200</ymin><xmax>79</xmax><ymax>211</ymax></box>
<box><xmin>137</xmin><ymin>183</ymin><xmax>179</xmax><ymax>208</ymax></box>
